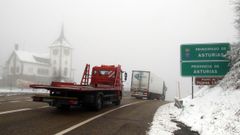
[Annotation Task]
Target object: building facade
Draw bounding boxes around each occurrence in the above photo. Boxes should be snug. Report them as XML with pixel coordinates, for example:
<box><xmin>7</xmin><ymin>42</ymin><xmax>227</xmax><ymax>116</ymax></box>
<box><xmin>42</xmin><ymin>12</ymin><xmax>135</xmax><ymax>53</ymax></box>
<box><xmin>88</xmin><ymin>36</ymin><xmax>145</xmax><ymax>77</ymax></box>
<box><xmin>1</xmin><ymin>27</ymin><xmax>73</xmax><ymax>88</ymax></box>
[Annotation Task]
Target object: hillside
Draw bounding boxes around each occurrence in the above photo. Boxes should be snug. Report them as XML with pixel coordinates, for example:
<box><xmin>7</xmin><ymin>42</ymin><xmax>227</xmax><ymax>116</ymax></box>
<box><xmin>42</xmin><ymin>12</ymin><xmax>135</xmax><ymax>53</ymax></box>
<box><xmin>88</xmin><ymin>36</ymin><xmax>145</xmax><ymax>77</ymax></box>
<box><xmin>148</xmin><ymin>45</ymin><xmax>240</xmax><ymax>135</ymax></box>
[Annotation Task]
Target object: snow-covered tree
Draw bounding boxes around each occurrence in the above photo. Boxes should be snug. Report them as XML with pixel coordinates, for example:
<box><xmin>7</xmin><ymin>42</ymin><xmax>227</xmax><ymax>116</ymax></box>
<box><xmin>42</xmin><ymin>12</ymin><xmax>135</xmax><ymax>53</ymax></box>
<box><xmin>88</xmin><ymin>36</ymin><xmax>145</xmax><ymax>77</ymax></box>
<box><xmin>226</xmin><ymin>43</ymin><xmax>240</xmax><ymax>67</ymax></box>
<box><xmin>219</xmin><ymin>1</ymin><xmax>240</xmax><ymax>89</ymax></box>
<box><xmin>234</xmin><ymin>0</ymin><xmax>240</xmax><ymax>35</ymax></box>
<box><xmin>220</xmin><ymin>44</ymin><xmax>240</xmax><ymax>89</ymax></box>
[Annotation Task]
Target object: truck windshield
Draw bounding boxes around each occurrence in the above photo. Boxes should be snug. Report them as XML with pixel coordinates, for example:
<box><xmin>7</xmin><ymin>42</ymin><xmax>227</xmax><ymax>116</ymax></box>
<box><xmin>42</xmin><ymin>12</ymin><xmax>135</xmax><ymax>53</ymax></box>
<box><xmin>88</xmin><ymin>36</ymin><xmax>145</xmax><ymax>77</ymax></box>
<box><xmin>99</xmin><ymin>70</ymin><xmax>115</xmax><ymax>78</ymax></box>
<box><xmin>99</xmin><ymin>70</ymin><xmax>110</xmax><ymax>75</ymax></box>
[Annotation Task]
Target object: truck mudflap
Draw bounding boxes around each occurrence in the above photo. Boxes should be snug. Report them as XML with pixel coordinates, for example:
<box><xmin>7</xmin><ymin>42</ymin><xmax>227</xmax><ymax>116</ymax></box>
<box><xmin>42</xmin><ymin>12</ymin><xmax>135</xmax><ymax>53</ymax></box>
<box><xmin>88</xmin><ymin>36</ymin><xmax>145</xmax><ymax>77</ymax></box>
<box><xmin>131</xmin><ymin>91</ymin><xmax>148</xmax><ymax>99</ymax></box>
<box><xmin>32</xmin><ymin>95</ymin><xmax>79</xmax><ymax>106</ymax></box>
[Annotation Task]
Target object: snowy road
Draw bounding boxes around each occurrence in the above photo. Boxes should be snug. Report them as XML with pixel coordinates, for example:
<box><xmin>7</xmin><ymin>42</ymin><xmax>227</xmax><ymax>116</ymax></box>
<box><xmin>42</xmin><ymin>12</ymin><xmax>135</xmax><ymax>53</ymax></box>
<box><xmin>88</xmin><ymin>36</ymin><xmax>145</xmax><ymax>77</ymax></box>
<box><xmin>0</xmin><ymin>94</ymin><xmax>167</xmax><ymax>135</ymax></box>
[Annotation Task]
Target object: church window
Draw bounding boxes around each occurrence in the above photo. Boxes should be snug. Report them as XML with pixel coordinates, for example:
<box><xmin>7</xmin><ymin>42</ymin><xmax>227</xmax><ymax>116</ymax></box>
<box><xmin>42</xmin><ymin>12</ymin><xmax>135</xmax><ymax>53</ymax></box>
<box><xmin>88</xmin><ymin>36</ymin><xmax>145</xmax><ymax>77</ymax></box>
<box><xmin>53</xmin><ymin>49</ymin><xmax>58</xmax><ymax>55</ymax></box>
<box><xmin>64</xmin><ymin>49</ymin><xmax>70</xmax><ymax>56</ymax></box>
<box><xmin>64</xmin><ymin>67</ymin><xmax>68</xmax><ymax>76</ymax></box>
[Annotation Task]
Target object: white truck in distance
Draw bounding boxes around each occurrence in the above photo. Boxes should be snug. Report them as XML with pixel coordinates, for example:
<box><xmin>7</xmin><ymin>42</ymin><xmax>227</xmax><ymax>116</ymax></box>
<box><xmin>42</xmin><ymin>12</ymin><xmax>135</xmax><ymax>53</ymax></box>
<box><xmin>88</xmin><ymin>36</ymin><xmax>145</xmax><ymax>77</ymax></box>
<box><xmin>130</xmin><ymin>70</ymin><xmax>167</xmax><ymax>100</ymax></box>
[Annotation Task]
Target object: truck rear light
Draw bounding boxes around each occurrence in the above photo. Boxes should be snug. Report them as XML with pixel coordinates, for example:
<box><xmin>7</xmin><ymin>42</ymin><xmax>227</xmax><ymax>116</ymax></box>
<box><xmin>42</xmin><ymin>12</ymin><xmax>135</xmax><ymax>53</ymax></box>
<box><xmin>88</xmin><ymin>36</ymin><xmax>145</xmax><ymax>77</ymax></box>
<box><xmin>143</xmin><ymin>91</ymin><xmax>148</xmax><ymax>95</ymax></box>
<box><xmin>68</xmin><ymin>100</ymin><xmax>78</xmax><ymax>105</ymax></box>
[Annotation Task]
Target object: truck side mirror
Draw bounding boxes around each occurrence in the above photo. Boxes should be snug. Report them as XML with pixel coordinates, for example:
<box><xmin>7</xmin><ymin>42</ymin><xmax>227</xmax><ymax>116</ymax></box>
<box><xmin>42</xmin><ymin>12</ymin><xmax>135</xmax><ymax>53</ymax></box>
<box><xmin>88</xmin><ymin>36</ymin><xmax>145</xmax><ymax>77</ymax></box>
<box><xmin>124</xmin><ymin>72</ymin><xmax>127</xmax><ymax>81</ymax></box>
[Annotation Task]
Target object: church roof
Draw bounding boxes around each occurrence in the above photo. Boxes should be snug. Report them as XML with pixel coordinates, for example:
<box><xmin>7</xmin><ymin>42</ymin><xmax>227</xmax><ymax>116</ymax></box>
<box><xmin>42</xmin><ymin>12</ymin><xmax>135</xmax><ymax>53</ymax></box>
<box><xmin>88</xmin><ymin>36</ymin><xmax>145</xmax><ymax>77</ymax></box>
<box><xmin>52</xmin><ymin>25</ymin><xmax>71</xmax><ymax>47</ymax></box>
<box><xmin>14</xmin><ymin>50</ymin><xmax>50</xmax><ymax>65</ymax></box>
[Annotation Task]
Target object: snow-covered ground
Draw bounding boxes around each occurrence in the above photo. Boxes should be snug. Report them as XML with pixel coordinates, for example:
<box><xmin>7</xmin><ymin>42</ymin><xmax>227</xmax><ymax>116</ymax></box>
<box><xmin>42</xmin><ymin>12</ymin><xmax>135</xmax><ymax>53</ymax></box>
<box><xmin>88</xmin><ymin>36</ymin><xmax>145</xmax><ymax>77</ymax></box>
<box><xmin>148</xmin><ymin>85</ymin><xmax>240</xmax><ymax>135</ymax></box>
<box><xmin>148</xmin><ymin>45</ymin><xmax>240</xmax><ymax>135</ymax></box>
<box><xmin>0</xmin><ymin>88</ymin><xmax>48</xmax><ymax>96</ymax></box>
<box><xmin>147</xmin><ymin>103</ymin><xmax>180</xmax><ymax>135</ymax></box>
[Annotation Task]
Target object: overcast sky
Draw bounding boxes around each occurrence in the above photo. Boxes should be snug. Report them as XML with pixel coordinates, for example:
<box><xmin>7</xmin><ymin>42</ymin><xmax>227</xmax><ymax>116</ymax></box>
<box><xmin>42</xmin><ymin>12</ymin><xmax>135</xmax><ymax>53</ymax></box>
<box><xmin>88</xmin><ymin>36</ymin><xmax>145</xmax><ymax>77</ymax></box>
<box><xmin>0</xmin><ymin>0</ymin><xmax>238</xmax><ymax>100</ymax></box>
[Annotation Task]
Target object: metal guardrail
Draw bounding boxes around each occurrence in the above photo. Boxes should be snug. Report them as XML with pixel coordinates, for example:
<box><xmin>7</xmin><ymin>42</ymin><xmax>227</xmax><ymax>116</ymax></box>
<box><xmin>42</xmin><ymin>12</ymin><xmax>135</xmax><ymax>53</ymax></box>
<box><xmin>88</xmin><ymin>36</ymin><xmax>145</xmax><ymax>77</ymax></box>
<box><xmin>174</xmin><ymin>98</ymin><xmax>183</xmax><ymax>108</ymax></box>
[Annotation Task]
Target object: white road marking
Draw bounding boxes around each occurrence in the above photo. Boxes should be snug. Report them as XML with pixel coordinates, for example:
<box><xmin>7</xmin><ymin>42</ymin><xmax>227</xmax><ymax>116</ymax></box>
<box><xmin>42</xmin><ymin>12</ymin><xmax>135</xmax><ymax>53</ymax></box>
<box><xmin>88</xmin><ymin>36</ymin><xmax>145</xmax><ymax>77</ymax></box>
<box><xmin>0</xmin><ymin>105</ymin><xmax>49</xmax><ymax>115</ymax></box>
<box><xmin>0</xmin><ymin>108</ymin><xmax>32</xmax><ymax>115</ymax></box>
<box><xmin>9</xmin><ymin>100</ymin><xmax>21</xmax><ymax>103</ymax></box>
<box><xmin>37</xmin><ymin>106</ymin><xmax>49</xmax><ymax>109</ymax></box>
<box><xmin>25</xmin><ymin>100</ymin><xmax>32</xmax><ymax>102</ymax></box>
<box><xmin>55</xmin><ymin>101</ymin><xmax>145</xmax><ymax>135</ymax></box>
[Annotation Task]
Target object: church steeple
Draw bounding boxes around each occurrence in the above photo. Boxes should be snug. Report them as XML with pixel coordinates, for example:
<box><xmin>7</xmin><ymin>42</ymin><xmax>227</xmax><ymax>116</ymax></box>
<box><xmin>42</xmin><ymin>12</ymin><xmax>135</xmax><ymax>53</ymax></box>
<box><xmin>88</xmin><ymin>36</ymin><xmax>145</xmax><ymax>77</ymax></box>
<box><xmin>52</xmin><ymin>24</ymin><xmax>71</xmax><ymax>46</ymax></box>
<box><xmin>58</xmin><ymin>25</ymin><xmax>65</xmax><ymax>43</ymax></box>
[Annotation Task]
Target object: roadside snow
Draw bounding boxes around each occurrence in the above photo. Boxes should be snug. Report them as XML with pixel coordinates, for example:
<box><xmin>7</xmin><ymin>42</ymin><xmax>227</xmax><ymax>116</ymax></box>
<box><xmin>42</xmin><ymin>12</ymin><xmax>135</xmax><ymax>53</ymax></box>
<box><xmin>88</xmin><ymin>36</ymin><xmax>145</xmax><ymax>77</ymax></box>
<box><xmin>0</xmin><ymin>88</ymin><xmax>48</xmax><ymax>96</ymax></box>
<box><xmin>148</xmin><ymin>86</ymin><xmax>240</xmax><ymax>135</ymax></box>
<box><xmin>147</xmin><ymin>103</ymin><xmax>180</xmax><ymax>135</ymax></box>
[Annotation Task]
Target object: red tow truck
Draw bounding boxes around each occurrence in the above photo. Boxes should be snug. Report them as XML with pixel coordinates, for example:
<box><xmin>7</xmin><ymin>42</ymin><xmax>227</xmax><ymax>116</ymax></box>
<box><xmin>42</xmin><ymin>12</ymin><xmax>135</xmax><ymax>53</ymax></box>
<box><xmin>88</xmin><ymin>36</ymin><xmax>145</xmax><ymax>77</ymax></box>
<box><xmin>30</xmin><ymin>64</ymin><xmax>127</xmax><ymax>110</ymax></box>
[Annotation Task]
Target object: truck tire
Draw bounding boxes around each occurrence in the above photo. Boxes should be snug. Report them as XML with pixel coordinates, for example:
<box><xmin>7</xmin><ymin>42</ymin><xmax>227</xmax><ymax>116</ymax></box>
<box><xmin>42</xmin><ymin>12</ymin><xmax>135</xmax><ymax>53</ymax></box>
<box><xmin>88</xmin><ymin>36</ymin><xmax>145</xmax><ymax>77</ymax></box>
<box><xmin>136</xmin><ymin>97</ymin><xmax>142</xmax><ymax>99</ymax></box>
<box><xmin>94</xmin><ymin>94</ymin><xmax>103</xmax><ymax>111</ymax></box>
<box><xmin>57</xmin><ymin>105</ymin><xmax>70</xmax><ymax>110</ymax></box>
<box><xmin>113</xmin><ymin>99</ymin><xmax>121</xmax><ymax>106</ymax></box>
<box><xmin>147</xmin><ymin>93</ymin><xmax>153</xmax><ymax>100</ymax></box>
<box><xmin>161</xmin><ymin>95</ymin><xmax>165</xmax><ymax>101</ymax></box>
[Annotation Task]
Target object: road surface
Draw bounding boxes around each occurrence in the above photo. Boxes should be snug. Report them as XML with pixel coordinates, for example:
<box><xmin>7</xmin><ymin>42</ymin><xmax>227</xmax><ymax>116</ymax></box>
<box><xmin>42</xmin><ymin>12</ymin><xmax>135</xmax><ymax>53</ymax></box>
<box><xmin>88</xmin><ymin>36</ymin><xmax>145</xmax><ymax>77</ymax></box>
<box><xmin>0</xmin><ymin>94</ymin><xmax>167</xmax><ymax>135</ymax></box>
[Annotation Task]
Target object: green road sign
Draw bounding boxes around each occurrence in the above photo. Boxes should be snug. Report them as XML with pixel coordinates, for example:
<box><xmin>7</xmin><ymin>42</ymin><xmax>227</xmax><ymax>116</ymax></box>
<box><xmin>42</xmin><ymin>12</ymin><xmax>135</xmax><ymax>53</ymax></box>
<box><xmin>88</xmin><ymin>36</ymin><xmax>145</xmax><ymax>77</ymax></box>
<box><xmin>181</xmin><ymin>61</ymin><xmax>230</xmax><ymax>76</ymax></box>
<box><xmin>181</xmin><ymin>43</ymin><xmax>230</xmax><ymax>61</ymax></box>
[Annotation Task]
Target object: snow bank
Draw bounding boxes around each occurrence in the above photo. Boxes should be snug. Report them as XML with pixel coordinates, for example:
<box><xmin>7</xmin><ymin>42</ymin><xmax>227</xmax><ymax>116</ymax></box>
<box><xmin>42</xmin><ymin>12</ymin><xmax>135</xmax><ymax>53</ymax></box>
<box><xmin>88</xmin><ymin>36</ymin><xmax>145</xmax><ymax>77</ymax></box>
<box><xmin>148</xmin><ymin>86</ymin><xmax>240</xmax><ymax>135</ymax></box>
<box><xmin>149</xmin><ymin>44</ymin><xmax>240</xmax><ymax>135</ymax></box>
<box><xmin>147</xmin><ymin>103</ymin><xmax>180</xmax><ymax>135</ymax></box>
<box><xmin>179</xmin><ymin>87</ymin><xmax>240</xmax><ymax>135</ymax></box>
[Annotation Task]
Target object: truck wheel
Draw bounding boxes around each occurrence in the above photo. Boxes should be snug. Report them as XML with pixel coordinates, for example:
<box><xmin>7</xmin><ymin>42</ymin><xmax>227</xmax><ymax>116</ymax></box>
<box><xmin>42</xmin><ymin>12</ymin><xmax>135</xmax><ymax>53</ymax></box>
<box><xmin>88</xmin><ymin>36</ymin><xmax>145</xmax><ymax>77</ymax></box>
<box><xmin>161</xmin><ymin>96</ymin><xmax>165</xmax><ymax>101</ymax></box>
<box><xmin>147</xmin><ymin>93</ymin><xmax>152</xmax><ymax>100</ymax></box>
<box><xmin>113</xmin><ymin>99</ymin><xmax>121</xmax><ymax>106</ymax></box>
<box><xmin>57</xmin><ymin>105</ymin><xmax>70</xmax><ymax>110</ymax></box>
<box><xmin>94</xmin><ymin>94</ymin><xmax>103</xmax><ymax>111</ymax></box>
<box><xmin>136</xmin><ymin>97</ymin><xmax>142</xmax><ymax>99</ymax></box>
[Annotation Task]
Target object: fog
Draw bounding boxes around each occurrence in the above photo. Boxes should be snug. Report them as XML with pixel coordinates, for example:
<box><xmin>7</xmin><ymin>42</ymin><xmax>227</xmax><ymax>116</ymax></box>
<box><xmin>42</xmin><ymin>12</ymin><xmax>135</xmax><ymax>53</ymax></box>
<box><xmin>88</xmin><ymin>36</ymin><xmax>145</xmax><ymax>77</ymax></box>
<box><xmin>0</xmin><ymin>0</ymin><xmax>237</xmax><ymax>100</ymax></box>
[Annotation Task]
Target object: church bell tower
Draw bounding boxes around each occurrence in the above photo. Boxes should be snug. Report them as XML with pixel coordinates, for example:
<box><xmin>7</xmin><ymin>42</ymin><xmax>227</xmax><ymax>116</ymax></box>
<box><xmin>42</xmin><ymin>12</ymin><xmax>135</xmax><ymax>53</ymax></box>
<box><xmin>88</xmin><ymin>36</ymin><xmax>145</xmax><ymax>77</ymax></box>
<box><xmin>50</xmin><ymin>25</ymin><xmax>73</xmax><ymax>81</ymax></box>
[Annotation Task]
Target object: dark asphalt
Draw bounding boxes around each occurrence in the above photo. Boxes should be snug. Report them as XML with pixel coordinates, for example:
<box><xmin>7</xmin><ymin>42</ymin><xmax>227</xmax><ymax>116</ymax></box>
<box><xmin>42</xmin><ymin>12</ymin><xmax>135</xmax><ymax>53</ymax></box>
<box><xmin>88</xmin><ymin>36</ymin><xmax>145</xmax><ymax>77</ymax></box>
<box><xmin>0</xmin><ymin>95</ymin><xmax>167</xmax><ymax>135</ymax></box>
<box><xmin>66</xmin><ymin>100</ymin><xmax>167</xmax><ymax>135</ymax></box>
<box><xmin>0</xmin><ymin>94</ymin><xmax>47</xmax><ymax>112</ymax></box>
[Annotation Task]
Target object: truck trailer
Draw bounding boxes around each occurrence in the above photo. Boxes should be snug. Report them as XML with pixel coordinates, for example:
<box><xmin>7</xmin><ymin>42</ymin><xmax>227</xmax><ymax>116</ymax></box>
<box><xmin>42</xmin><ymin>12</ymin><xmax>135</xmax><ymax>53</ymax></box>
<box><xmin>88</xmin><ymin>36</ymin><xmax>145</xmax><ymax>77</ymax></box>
<box><xmin>30</xmin><ymin>64</ymin><xmax>127</xmax><ymax>111</ymax></box>
<box><xmin>130</xmin><ymin>70</ymin><xmax>167</xmax><ymax>100</ymax></box>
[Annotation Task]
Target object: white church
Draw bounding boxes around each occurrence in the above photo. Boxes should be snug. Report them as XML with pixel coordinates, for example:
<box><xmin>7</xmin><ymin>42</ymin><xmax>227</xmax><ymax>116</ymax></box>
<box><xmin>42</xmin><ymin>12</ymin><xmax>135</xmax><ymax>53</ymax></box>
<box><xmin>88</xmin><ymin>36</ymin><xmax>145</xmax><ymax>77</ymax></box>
<box><xmin>2</xmin><ymin>26</ymin><xmax>73</xmax><ymax>87</ymax></box>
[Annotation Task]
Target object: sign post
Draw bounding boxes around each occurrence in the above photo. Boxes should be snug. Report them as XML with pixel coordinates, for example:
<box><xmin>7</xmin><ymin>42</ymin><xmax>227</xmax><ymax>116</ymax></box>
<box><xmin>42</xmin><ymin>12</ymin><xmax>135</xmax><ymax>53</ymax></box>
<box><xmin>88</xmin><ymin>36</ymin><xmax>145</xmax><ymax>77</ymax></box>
<box><xmin>180</xmin><ymin>43</ymin><xmax>230</xmax><ymax>99</ymax></box>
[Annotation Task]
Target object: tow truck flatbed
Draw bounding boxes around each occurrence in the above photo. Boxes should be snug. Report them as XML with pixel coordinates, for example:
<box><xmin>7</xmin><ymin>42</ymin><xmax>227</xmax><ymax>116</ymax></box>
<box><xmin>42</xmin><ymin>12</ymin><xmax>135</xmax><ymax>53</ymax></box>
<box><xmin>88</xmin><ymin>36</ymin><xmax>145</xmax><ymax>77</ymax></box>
<box><xmin>30</xmin><ymin>64</ymin><xmax>127</xmax><ymax>111</ymax></box>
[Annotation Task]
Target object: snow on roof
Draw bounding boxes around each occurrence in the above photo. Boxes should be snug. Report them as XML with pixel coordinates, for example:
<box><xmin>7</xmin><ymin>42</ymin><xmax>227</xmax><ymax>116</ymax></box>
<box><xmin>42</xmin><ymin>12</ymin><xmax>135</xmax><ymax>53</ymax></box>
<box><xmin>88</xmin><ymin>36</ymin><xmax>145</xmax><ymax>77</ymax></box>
<box><xmin>15</xmin><ymin>50</ymin><xmax>50</xmax><ymax>65</ymax></box>
<box><xmin>52</xmin><ymin>39</ymin><xmax>71</xmax><ymax>47</ymax></box>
